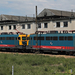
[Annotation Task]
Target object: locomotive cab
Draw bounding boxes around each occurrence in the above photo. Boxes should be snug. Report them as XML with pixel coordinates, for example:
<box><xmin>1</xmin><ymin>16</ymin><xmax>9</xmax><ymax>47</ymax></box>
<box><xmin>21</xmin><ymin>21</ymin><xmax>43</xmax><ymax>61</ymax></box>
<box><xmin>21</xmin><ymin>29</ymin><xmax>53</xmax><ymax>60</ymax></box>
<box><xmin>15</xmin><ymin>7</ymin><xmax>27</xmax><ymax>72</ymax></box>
<box><xmin>17</xmin><ymin>34</ymin><xmax>30</xmax><ymax>49</ymax></box>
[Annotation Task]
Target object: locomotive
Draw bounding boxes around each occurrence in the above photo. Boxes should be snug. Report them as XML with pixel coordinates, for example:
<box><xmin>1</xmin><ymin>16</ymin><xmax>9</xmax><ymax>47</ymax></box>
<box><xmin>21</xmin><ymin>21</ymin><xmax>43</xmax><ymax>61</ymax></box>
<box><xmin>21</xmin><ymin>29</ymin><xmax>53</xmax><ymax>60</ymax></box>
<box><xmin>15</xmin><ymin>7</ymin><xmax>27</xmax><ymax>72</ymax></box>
<box><xmin>0</xmin><ymin>33</ymin><xmax>29</xmax><ymax>52</ymax></box>
<box><xmin>26</xmin><ymin>31</ymin><xmax>75</xmax><ymax>55</ymax></box>
<box><xmin>1</xmin><ymin>30</ymin><xmax>75</xmax><ymax>55</ymax></box>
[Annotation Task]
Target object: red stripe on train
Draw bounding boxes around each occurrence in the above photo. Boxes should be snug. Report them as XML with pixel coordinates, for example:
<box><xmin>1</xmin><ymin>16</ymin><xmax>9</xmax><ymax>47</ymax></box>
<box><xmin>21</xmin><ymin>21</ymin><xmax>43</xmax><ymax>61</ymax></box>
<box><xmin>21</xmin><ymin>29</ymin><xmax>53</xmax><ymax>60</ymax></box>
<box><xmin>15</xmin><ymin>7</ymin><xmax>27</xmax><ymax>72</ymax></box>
<box><xmin>0</xmin><ymin>44</ymin><xmax>15</xmax><ymax>47</ymax></box>
<box><xmin>33</xmin><ymin>46</ymin><xmax>74</xmax><ymax>50</ymax></box>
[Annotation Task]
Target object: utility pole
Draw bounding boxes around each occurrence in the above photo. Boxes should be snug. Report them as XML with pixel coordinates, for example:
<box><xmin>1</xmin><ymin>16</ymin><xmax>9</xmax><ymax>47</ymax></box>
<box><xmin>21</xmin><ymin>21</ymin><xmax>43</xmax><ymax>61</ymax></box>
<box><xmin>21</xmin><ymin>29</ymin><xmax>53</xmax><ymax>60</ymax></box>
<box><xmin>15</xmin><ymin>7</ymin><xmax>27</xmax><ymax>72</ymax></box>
<box><xmin>36</xmin><ymin>6</ymin><xmax>38</xmax><ymax>50</ymax></box>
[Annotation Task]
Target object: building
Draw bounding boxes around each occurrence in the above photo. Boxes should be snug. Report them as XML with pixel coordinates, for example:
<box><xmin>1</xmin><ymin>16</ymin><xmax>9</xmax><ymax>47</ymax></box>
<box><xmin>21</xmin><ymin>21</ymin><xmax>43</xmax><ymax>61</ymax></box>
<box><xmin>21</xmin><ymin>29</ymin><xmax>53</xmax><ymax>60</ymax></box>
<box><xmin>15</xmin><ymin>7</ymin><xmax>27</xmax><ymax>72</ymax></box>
<box><xmin>0</xmin><ymin>9</ymin><xmax>75</xmax><ymax>34</ymax></box>
<box><xmin>37</xmin><ymin>9</ymin><xmax>75</xmax><ymax>33</ymax></box>
<box><xmin>0</xmin><ymin>15</ymin><xmax>36</xmax><ymax>34</ymax></box>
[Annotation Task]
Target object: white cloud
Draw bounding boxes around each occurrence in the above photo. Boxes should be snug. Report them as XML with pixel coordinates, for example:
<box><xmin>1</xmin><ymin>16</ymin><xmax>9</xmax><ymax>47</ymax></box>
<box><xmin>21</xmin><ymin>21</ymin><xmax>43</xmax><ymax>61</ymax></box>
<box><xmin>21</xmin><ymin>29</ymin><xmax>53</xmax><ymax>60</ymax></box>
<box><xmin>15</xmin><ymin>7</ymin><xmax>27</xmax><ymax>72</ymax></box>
<box><xmin>0</xmin><ymin>0</ymin><xmax>75</xmax><ymax>16</ymax></box>
<box><xmin>35</xmin><ymin>0</ymin><xmax>48</xmax><ymax>2</ymax></box>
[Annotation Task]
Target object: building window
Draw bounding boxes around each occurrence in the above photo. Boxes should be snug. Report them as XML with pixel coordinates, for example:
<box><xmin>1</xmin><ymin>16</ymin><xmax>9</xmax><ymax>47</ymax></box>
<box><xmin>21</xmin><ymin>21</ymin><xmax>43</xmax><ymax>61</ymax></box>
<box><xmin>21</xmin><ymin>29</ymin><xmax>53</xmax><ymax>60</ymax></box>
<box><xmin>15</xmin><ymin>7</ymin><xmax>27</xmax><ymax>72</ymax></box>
<box><xmin>44</xmin><ymin>23</ymin><xmax>48</xmax><ymax>28</ymax></box>
<box><xmin>13</xmin><ymin>25</ymin><xmax>16</xmax><ymax>30</ymax></box>
<box><xmin>64</xmin><ymin>22</ymin><xmax>68</xmax><ymax>27</ymax></box>
<box><xmin>22</xmin><ymin>24</ymin><xmax>25</xmax><ymax>29</ymax></box>
<box><xmin>1</xmin><ymin>26</ymin><xmax>3</xmax><ymax>30</ymax></box>
<box><xmin>9</xmin><ymin>25</ymin><xmax>11</xmax><ymax>30</ymax></box>
<box><xmin>56</xmin><ymin>22</ymin><xmax>60</xmax><ymax>27</ymax></box>
<box><xmin>27</xmin><ymin>24</ymin><xmax>31</xmax><ymax>29</ymax></box>
<box><xmin>38</xmin><ymin>23</ymin><xmax>41</xmax><ymax>28</ymax></box>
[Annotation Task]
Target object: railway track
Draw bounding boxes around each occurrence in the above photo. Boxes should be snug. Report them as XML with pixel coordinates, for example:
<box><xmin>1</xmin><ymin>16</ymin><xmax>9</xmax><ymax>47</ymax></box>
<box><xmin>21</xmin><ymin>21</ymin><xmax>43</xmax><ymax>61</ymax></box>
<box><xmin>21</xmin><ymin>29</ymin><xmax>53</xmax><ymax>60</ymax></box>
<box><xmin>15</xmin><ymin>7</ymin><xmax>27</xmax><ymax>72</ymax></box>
<box><xmin>0</xmin><ymin>50</ymin><xmax>75</xmax><ymax>58</ymax></box>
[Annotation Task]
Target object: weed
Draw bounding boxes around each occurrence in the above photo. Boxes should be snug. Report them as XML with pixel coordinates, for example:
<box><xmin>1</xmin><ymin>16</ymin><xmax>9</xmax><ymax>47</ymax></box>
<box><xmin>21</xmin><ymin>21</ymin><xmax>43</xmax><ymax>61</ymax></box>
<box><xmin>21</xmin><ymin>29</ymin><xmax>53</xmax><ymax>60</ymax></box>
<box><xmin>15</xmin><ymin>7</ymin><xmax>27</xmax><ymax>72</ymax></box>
<box><xmin>0</xmin><ymin>54</ymin><xmax>75</xmax><ymax>75</ymax></box>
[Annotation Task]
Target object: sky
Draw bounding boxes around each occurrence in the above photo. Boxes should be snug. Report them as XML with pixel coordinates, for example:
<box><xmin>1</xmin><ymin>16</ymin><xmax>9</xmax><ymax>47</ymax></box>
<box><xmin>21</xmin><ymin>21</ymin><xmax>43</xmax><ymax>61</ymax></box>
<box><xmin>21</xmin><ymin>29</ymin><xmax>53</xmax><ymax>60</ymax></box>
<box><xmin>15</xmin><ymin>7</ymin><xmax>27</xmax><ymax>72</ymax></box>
<box><xmin>0</xmin><ymin>0</ymin><xmax>75</xmax><ymax>17</ymax></box>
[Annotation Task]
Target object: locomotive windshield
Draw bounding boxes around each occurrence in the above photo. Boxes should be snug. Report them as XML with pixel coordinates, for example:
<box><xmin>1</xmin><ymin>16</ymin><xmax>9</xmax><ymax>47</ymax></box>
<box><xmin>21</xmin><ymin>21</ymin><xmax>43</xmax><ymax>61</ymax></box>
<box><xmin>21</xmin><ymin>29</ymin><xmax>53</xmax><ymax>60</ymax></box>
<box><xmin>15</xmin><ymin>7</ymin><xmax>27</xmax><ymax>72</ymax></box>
<box><xmin>22</xmin><ymin>37</ymin><xmax>26</xmax><ymax>40</ymax></box>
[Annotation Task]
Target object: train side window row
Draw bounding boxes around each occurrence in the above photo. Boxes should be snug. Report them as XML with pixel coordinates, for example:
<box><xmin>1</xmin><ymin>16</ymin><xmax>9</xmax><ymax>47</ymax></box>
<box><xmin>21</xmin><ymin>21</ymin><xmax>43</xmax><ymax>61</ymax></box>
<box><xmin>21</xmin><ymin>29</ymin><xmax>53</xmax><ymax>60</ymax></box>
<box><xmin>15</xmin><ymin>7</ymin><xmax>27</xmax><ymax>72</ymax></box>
<box><xmin>0</xmin><ymin>37</ymin><xmax>17</xmax><ymax>40</ymax></box>
<box><xmin>34</xmin><ymin>37</ymin><xmax>44</xmax><ymax>40</ymax></box>
<box><xmin>59</xmin><ymin>36</ymin><xmax>73</xmax><ymax>40</ymax></box>
<box><xmin>30</xmin><ymin>36</ymin><xmax>73</xmax><ymax>41</ymax></box>
<box><xmin>46</xmin><ymin>36</ymin><xmax>73</xmax><ymax>40</ymax></box>
<box><xmin>46</xmin><ymin>37</ymin><xmax>58</xmax><ymax>40</ymax></box>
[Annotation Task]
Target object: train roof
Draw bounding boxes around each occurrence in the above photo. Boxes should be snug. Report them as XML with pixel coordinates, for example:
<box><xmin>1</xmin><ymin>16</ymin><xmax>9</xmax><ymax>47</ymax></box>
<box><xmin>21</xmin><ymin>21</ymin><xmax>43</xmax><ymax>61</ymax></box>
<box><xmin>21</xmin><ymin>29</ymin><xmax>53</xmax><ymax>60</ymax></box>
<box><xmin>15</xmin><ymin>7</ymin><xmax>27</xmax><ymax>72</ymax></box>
<box><xmin>30</xmin><ymin>33</ymin><xmax>75</xmax><ymax>37</ymax></box>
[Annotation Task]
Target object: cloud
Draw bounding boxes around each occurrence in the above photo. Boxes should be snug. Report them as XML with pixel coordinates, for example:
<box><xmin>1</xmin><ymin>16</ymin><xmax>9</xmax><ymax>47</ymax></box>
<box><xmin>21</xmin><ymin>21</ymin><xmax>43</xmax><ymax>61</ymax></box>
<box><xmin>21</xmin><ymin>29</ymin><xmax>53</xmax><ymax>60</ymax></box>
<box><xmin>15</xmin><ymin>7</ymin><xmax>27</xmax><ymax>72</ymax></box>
<box><xmin>0</xmin><ymin>0</ymin><xmax>75</xmax><ymax>16</ymax></box>
<box><xmin>35</xmin><ymin>0</ymin><xmax>48</xmax><ymax>2</ymax></box>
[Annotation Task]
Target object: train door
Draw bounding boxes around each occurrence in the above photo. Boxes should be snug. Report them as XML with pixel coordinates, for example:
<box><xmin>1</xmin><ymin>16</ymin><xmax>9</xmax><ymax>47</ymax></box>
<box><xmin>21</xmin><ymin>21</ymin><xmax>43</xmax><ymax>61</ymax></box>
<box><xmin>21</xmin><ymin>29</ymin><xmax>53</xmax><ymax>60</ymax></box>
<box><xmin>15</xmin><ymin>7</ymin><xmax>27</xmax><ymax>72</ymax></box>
<box><xmin>14</xmin><ymin>37</ymin><xmax>19</xmax><ymax>46</ymax></box>
<box><xmin>73</xmin><ymin>38</ymin><xmax>75</xmax><ymax>47</ymax></box>
<box><xmin>30</xmin><ymin>37</ymin><xmax>33</xmax><ymax>46</ymax></box>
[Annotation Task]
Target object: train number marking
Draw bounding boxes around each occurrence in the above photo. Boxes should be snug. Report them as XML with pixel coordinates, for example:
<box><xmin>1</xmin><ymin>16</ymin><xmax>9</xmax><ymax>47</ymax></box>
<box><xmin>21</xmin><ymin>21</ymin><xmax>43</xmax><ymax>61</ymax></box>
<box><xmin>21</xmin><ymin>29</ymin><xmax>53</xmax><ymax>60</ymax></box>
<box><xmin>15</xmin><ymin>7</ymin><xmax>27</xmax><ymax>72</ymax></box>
<box><xmin>50</xmin><ymin>42</ymin><xmax>53</xmax><ymax>45</ymax></box>
<box><xmin>1</xmin><ymin>41</ymin><xmax>2</xmax><ymax>43</ymax></box>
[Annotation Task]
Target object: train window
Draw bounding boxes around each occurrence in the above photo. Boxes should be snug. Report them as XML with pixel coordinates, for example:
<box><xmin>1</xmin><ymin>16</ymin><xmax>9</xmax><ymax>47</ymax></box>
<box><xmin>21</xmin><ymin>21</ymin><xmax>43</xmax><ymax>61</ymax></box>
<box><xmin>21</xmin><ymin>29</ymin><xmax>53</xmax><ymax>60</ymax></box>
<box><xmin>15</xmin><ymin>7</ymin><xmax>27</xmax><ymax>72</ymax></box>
<box><xmin>34</xmin><ymin>37</ymin><xmax>37</xmax><ymax>40</ymax></box>
<box><xmin>27</xmin><ymin>37</ymin><xmax>30</xmax><ymax>40</ymax></box>
<box><xmin>38</xmin><ymin>37</ymin><xmax>40</xmax><ymax>40</ymax></box>
<box><xmin>9</xmin><ymin>37</ymin><xmax>11</xmax><ymax>40</ymax></box>
<box><xmin>41</xmin><ymin>37</ymin><xmax>44</xmax><ymax>40</ymax></box>
<box><xmin>6</xmin><ymin>37</ymin><xmax>12</xmax><ymax>40</ymax></box>
<box><xmin>0</xmin><ymin>37</ymin><xmax>5</xmax><ymax>40</ymax></box>
<box><xmin>46</xmin><ymin>37</ymin><xmax>58</xmax><ymax>40</ymax></box>
<box><xmin>6</xmin><ymin>37</ymin><xmax>9</xmax><ymax>40</ymax></box>
<box><xmin>53</xmin><ymin>37</ymin><xmax>58</xmax><ymax>40</ymax></box>
<box><xmin>34</xmin><ymin>37</ymin><xmax>44</xmax><ymax>40</ymax></box>
<box><xmin>11</xmin><ymin>37</ymin><xmax>14</xmax><ymax>40</ymax></box>
<box><xmin>59</xmin><ymin>36</ymin><xmax>64</xmax><ymax>40</ymax></box>
<box><xmin>22</xmin><ymin>37</ymin><xmax>26</xmax><ymax>40</ymax></box>
<box><xmin>38</xmin><ymin>37</ymin><xmax>44</xmax><ymax>40</ymax></box>
<box><xmin>31</xmin><ymin>37</ymin><xmax>32</xmax><ymax>40</ymax></box>
<box><xmin>46</xmin><ymin>37</ymin><xmax>50</xmax><ymax>40</ymax></box>
<box><xmin>68</xmin><ymin>36</ymin><xmax>73</xmax><ymax>40</ymax></box>
<box><xmin>50</xmin><ymin>37</ymin><xmax>53</xmax><ymax>40</ymax></box>
<box><xmin>18</xmin><ymin>37</ymin><xmax>20</xmax><ymax>40</ymax></box>
<box><xmin>65</xmin><ymin>37</ymin><xmax>68</xmax><ymax>40</ymax></box>
<box><xmin>16</xmin><ymin>37</ymin><xmax>17</xmax><ymax>40</ymax></box>
<box><xmin>0</xmin><ymin>37</ymin><xmax>2</xmax><ymax>40</ymax></box>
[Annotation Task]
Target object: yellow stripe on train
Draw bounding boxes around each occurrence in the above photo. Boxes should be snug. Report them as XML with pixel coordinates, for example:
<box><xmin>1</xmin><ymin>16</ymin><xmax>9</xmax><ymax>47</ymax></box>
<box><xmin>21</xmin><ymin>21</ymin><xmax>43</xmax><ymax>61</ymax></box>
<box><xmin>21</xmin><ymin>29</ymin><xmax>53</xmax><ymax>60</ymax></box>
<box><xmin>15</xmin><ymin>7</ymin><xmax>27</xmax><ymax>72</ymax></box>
<box><xmin>18</xmin><ymin>34</ymin><xmax>30</xmax><ymax>45</ymax></box>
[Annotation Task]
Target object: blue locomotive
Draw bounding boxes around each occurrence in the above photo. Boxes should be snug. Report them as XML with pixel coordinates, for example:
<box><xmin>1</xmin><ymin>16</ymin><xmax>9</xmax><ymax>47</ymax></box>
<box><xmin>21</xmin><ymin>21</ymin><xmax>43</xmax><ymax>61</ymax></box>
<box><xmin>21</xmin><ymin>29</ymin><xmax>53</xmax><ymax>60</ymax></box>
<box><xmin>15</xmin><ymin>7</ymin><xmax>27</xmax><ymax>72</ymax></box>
<box><xmin>0</xmin><ymin>34</ymin><xmax>28</xmax><ymax>52</ymax></box>
<box><xmin>27</xmin><ymin>31</ymin><xmax>75</xmax><ymax>55</ymax></box>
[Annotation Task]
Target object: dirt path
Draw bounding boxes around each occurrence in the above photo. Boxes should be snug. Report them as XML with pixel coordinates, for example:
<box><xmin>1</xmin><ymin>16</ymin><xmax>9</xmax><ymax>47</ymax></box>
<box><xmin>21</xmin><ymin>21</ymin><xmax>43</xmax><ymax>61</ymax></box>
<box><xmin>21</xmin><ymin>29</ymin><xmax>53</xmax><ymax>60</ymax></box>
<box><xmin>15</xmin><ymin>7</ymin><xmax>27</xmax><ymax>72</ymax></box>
<box><xmin>0</xmin><ymin>51</ymin><xmax>75</xmax><ymax>58</ymax></box>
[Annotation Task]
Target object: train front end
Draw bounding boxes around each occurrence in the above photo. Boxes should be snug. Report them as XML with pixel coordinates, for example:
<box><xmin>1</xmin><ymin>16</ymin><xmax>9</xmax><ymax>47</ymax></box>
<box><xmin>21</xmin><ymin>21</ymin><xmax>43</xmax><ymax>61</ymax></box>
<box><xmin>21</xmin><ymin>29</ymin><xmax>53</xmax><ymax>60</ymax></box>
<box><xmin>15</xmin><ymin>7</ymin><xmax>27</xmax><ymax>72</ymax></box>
<box><xmin>18</xmin><ymin>34</ymin><xmax>30</xmax><ymax>51</ymax></box>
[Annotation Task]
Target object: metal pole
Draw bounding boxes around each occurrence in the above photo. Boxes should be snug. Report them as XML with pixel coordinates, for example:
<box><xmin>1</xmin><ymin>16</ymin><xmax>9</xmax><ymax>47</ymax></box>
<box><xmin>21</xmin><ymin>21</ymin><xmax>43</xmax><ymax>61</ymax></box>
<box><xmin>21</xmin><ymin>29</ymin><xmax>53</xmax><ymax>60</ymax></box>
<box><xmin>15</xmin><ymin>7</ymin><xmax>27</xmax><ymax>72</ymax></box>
<box><xmin>36</xmin><ymin>6</ymin><xmax>38</xmax><ymax>50</ymax></box>
<box><xmin>12</xmin><ymin>66</ymin><xmax>14</xmax><ymax>75</ymax></box>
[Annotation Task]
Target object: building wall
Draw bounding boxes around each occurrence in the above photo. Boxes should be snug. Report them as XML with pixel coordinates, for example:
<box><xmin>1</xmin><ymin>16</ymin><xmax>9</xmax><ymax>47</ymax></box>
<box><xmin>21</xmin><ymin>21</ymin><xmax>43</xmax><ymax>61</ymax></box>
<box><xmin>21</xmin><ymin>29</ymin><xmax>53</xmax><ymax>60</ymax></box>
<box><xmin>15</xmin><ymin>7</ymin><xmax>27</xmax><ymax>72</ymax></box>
<box><xmin>38</xmin><ymin>19</ymin><xmax>75</xmax><ymax>33</ymax></box>
<box><xmin>0</xmin><ymin>22</ymin><xmax>36</xmax><ymax>34</ymax></box>
<box><xmin>0</xmin><ymin>19</ymin><xmax>75</xmax><ymax>34</ymax></box>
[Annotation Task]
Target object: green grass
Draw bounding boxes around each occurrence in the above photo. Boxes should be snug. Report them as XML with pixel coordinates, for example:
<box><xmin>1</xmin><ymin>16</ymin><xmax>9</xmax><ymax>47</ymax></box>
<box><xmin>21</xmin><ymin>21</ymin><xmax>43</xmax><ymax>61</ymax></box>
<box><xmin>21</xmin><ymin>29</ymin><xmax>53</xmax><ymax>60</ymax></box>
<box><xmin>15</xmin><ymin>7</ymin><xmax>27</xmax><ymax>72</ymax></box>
<box><xmin>0</xmin><ymin>53</ymin><xmax>75</xmax><ymax>75</ymax></box>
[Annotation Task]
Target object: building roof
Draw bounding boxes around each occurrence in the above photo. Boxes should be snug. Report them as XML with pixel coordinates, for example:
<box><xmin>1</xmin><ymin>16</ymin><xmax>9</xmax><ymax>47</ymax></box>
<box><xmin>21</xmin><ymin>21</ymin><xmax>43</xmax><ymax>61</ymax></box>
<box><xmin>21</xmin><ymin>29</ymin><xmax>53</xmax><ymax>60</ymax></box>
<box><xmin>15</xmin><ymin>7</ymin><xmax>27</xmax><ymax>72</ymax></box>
<box><xmin>0</xmin><ymin>14</ymin><xmax>35</xmax><ymax>22</ymax></box>
<box><xmin>37</xmin><ymin>9</ymin><xmax>75</xmax><ymax>17</ymax></box>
